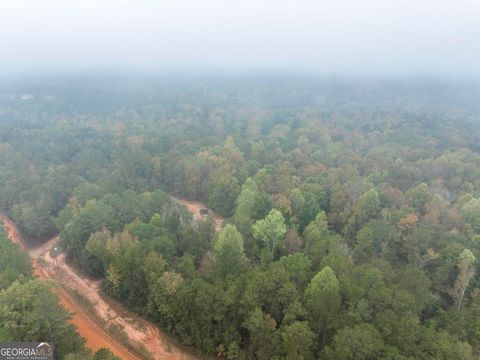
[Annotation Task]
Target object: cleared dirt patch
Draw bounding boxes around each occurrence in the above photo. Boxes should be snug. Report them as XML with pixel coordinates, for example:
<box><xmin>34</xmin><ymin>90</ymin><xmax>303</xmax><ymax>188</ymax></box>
<box><xmin>171</xmin><ymin>196</ymin><xmax>224</xmax><ymax>231</ymax></box>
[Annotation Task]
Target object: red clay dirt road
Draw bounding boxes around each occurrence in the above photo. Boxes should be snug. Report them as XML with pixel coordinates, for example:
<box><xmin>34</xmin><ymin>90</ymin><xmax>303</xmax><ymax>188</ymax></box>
<box><xmin>1</xmin><ymin>215</ymin><xmax>197</xmax><ymax>360</ymax></box>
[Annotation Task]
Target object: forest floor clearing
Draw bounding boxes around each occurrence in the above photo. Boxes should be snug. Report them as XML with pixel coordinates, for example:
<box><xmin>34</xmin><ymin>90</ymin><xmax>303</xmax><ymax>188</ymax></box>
<box><xmin>171</xmin><ymin>196</ymin><xmax>224</xmax><ymax>231</ymax></box>
<box><xmin>2</xmin><ymin>215</ymin><xmax>198</xmax><ymax>360</ymax></box>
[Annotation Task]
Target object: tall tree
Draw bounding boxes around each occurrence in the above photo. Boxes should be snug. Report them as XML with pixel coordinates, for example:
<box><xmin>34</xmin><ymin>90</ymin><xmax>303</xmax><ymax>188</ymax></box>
<box><xmin>304</xmin><ymin>266</ymin><xmax>341</xmax><ymax>346</ymax></box>
<box><xmin>452</xmin><ymin>249</ymin><xmax>476</xmax><ymax>310</ymax></box>
<box><xmin>232</xmin><ymin>178</ymin><xmax>258</xmax><ymax>236</ymax></box>
<box><xmin>252</xmin><ymin>209</ymin><xmax>287</xmax><ymax>259</ymax></box>
<box><xmin>303</xmin><ymin>211</ymin><xmax>339</xmax><ymax>269</ymax></box>
<box><xmin>243</xmin><ymin>308</ymin><xmax>280</xmax><ymax>360</ymax></box>
<box><xmin>214</xmin><ymin>224</ymin><xmax>246</xmax><ymax>276</ymax></box>
<box><xmin>461</xmin><ymin>197</ymin><xmax>480</xmax><ymax>233</ymax></box>
<box><xmin>354</xmin><ymin>188</ymin><xmax>380</xmax><ymax>224</ymax></box>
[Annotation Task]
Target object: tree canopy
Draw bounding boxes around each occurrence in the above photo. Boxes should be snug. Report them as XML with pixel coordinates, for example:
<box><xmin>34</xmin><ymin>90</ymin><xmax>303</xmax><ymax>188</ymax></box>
<box><xmin>1</xmin><ymin>77</ymin><xmax>480</xmax><ymax>359</ymax></box>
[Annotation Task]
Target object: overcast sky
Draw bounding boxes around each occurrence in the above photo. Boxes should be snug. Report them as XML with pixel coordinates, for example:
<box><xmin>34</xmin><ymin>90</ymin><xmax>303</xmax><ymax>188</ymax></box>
<box><xmin>0</xmin><ymin>0</ymin><xmax>479</xmax><ymax>76</ymax></box>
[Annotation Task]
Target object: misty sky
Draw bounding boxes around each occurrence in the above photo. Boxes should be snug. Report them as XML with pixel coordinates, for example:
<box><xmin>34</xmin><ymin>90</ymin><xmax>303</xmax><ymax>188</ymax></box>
<box><xmin>0</xmin><ymin>0</ymin><xmax>479</xmax><ymax>76</ymax></box>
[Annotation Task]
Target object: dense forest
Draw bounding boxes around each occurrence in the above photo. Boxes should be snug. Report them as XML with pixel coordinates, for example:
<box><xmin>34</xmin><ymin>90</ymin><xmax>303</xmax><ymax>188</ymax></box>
<box><xmin>1</xmin><ymin>76</ymin><xmax>480</xmax><ymax>359</ymax></box>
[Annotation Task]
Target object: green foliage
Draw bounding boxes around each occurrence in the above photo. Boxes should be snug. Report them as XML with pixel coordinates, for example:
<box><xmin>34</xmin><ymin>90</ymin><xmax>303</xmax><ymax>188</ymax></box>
<box><xmin>2</xmin><ymin>78</ymin><xmax>480</xmax><ymax>359</ymax></box>
<box><xmin>304</xmin><ymin>266</ymin><xmax>341</xmax><ymax>343</ymax></box>
<box><xmin>0</xmin><ymin>280</ymin><xmax>85</xmax><ymax>358</ymax></box>
<box><xmin>0</xmin><ymin>227</ymin><xmax>31</xmax><ymax>289</ymax></box>
<box><xmin>355</xmin><ymin>188</ymin><xmax>380</xmax><ymax>224</ymax></box>
<box><xmin>92</xmin><ymin>348</ymin><xmax>121</xmax><ymax>360</ymax></box>
<box><xmin>279</xmin><ymin>253</ymin><xmax>312</xmax><ymax>289</ymax></box>
<box><xmin>243</xmin><ymin>308</ymin><xmax>280</xmax><ymax>359</ymax></box>
<box><xmin>354</xmin><ymin>220</ymin><xmax>401</xmax><ymax>263</ymax></box>
<box><xmin>303</xmin><ymin>211</ymin><xmax>342</xmax><ymax>270</ymax></box>
<box><xmin>235</xmin><ymin>179</ymin><xmax>258</xmax><ymax>220</ymax></box>
<box><xmin>323</xmin><ymin>323</ymin><xmax>384</xmax><ymax>360</ymax></box>
<box><xmin>281</xmin><ymin>321</ymin><xmax>315</xmax><ymax>360</ymax></box>
<box><xmin>214</xmin><ymin>224</ymin><xmax>246</xmax><ymax>276</ymax></box>
<box><xmin>253</xmin><ymin>209</ymin><xmax>287</xmax><ymax>259</ymax></box>
<box><xmin>453</xmin><ymin>248</ymin><xmax>476</xmax><ymax>310</ymax></box>
<box><xmin>461</xmin><ymin>198</ymin><xmax>480</xmax><ymax>233</ymax></box>
<box><xmin>208</xmin><ymin>176</ymin><xmax>240</xmax><ymax>217</ymax></box>
<box><xmin>232</xmin><ymin>178</ymin><xmax>258</xmax><ymax>238</ymax></box>
<box><xmin>406</xmin><ymin>183</ymin><xmax>432</xmax><ymax>215</ymax></box>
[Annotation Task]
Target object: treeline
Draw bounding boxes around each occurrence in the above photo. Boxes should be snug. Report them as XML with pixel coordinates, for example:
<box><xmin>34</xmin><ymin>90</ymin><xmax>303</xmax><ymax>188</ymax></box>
<box><xmin>1</xmin><ymin>77</ymin><xmax>480</xmax><ymax>358</ymax></box>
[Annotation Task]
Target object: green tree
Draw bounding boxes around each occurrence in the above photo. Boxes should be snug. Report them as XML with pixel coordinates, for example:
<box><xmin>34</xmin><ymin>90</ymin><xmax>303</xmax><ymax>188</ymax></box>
<box><xmin>60</xmin><ymin>199</ymin><xmax>116</xmax><ymax>270</ymax></box>
<box><xmin>323</xmin><ymin>323</ymin><xmax>385</xmax><ymax>360</ymax></box>
<box><xmin>417</xmin><ymin>327</ymin><xmax>474</xmax><ymax>360</ymax></box>
<box><xmin>234</xmin><ymin>178</ymin><xmax>258</xmax><ymax>220</ymax></box>
<box><xmin>0</xmin><ymin>228</ymin><xmax>32</xmax><ymax>289</ymax></box>
<box><xmin>148</xmin><ymin>271</ymin><xmax>183</xmax><ymax>322</ymax></box>
<box><xmin>233</xmin><ymin>178</ymin><xmax>258</xmax><ymax>236</ymax></box>
<box><xmin>214</xmin><ymin>224</ymin><xmax>246</xmax><ymax>276</ymax></box>
<box><xmin>355</xmin><ymin>189</ymin><xmax>380</xmax><ymax>223</ymax></box>
<box><xmin>281</xmin><ymin>321</ymin><xmax>315</xmax><ymax>360</ymax></box>
<box><xmin>0</xmin><ymin>280</ymin><xmax>85</xmax><ymax>358</ymax></box>
<box><xmin>85</xmin><ymin>228</ymin><xmax>113</xmax><ymax>274</ymax></box>
<box><xmin>461</xmin><ymin>197</ymin><xmax>480</xmax><ymax>233</ymax></box>
<box><xmin>143</xmin><ymin>251</ymin><xmax>167</xmax><ymax>290</ymax></box>
<box><xmin>208</xmin><ymin>176</ymin><xmax>240</xmax><ymax>217</ymax></box>
<box><xmin>279</xmin><ymin>253</ymin><xmax>312</xmax><ymax>289</ymax></box>
<box><xmin>303</xmin><ymin>211</ymin><xmax>339</xmax><ymax>270</ymax></box>
<box><xmin>253</xmin><ymin>209</ymin><xmax>287</xmax><ymax>259</ymax></box>
<box><xmin>406</xmin><ymin>183</ymin><xmax>432</xmax><ymax>215</ymax></box>
<box><xmin>289</xmin><ymin>188</ymin><xmax>306</xmax><ymax>220</ymax></box>
<box><xmin>92</xmin><ymin>348</ymin><xmax>121</xmax><ymax>360</ymax></box>
<box><xmin>304</xmin><ymin>266</ymin><xmax>341</xmax><ymax>346</ymax></box>
<box><xmin>175</xmin><ymin>254</ymin><xmax>196</xmax><ymax>279</ymax></box>
<box><xmin>243</xmin><ymin>308</ymin><xmax>280</xmax><ymax>360</ymax></box>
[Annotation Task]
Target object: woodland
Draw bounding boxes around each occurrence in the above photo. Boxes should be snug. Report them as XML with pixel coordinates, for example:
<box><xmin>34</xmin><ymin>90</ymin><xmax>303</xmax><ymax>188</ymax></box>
<box><xmin>1</xmin><ymin>76</ymin><xmax>480</xmax><ymax>359</ymax></box>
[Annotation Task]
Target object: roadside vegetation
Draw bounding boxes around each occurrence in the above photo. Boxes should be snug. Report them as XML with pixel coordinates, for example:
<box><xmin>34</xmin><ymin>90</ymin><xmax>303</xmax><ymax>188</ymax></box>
<box><xmin>0</xmin><ymin>225</ymin><xmax>121</xmax><ymax>359</ymax></box>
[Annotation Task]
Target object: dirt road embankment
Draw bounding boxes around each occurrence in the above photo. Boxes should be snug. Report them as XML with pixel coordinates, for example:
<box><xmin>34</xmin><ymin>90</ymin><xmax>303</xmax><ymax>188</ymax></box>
<box><xmin>1</xmin><ymin>215</ymin><xmax>196</xmax><ymax>360</ymax></box>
